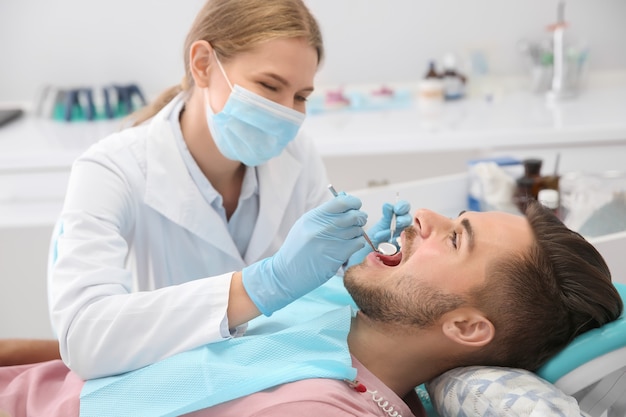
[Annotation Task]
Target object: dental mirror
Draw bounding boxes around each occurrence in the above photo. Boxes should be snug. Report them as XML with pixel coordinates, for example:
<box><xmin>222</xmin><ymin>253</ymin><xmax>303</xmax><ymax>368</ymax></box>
<box><xmin>377</xmin><ymin>242</ymin><xmax>398</xmax><ymax>256</ymax></box>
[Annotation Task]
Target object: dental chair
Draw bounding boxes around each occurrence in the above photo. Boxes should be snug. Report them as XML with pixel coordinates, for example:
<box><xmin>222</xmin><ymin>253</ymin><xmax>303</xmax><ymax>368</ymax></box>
<box><xmin>538</xmin><ymin>281</ymin><xmax>626</xmax><ymax>417</ymax></box>
<box><xmin>424</xmin><ymin>282</ymin><xmax>626</xmax><ymax>417</ymax></box>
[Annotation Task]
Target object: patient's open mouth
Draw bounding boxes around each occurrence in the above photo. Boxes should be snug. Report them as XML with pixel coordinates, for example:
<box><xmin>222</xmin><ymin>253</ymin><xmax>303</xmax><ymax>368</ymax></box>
<box><xmin>377</xmin><ymin>251</ymin><xmax>402</xmax><ymax>267</ymax></box>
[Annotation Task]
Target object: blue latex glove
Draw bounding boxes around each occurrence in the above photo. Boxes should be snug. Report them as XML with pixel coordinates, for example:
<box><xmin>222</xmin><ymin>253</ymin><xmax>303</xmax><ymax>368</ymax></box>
<box><xmin>346</xmin><ymin>199</ymin><xmax>412</xmax><ymax>268</ymax></box>
<box><xmin>242</xmin><ymin>193</ymin><xmax>367</xmax><ymax>316</ymax></box>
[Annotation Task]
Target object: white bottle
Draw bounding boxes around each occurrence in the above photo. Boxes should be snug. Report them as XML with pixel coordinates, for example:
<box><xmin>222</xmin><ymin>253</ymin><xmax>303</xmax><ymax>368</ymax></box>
<box><xmin>418</xmin><ymin>61</ymin><xmax>444</xmax><ymax>120</ymax></box>
<box><xmin>538</xmin><ymin>188</ymin><xmax>560</xmax><ymax>218</ymax></box>
<box><xmin>442</xmin><ymin>54</ymin><xmax>466</xmax><ymax>100</ymax></box>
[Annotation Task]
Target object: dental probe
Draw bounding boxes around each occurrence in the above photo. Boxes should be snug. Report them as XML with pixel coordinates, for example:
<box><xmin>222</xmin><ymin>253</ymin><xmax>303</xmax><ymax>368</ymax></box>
<box><xmin>327</xmin><ymin>184</ymin><xmax>379</xmax><ymax>253</ymax></box>
<box><xmin>389</xmin><ymin>192</ymin><xmax>399</xmax><ymax>243</ymax></box>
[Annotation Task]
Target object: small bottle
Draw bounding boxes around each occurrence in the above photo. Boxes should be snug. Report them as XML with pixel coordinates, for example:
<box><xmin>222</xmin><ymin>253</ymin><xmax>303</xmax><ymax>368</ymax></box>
<box><xmin>424</xmin><ymin>60</ymin><xmax>441</xmax><ymax>79</ymax></box>
<box><xmin>418</xmin><ymin>60</ymin><xmax>444</xmax><ymax>117</ymax></box>
<box><xmin>522</xmin><ymin>158</ymin><xmax>543</xmax><ymax>199</ymax></box>
<box><xmin>541</xmin><ymin>174</ymin><xmax>560</xmax><ymax>193</ymax></box>
<box><xmin>514</xmin><ymin>177</ymin><xmax>535</xmax><ymax>214</ymax></box>
<box><xmin>441</xmin><ymin>53</ymin><xmax>467</xmax><ymax>100</ymax></box>
<box><xmin>538</xmin><ymin>188</ymin><xmax>560</xmax><ymax>218</ymax></box>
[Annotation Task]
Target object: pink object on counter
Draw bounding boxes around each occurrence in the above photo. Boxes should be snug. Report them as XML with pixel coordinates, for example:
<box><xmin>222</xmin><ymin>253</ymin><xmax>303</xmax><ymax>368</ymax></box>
<box><xmin>324</xmin><ymin>89</ymin><xmax>350</xmax><ymax>108</ymax></box>
<box><xmin>371</xmin><ymin>86</ymin><xmax>395</xmax><ymax>96</ymax></box>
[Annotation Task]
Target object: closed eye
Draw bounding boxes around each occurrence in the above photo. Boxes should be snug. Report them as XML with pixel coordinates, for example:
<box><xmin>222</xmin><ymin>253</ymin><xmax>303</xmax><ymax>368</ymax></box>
<box><xmin>259</xmin><ymin>82</ymin><xmax>308</xmax><ymax>103</ymax></box>
<box><xmin>449</xmin><ymin>230</ymin><xmax>459</xmax><ymax>249</ymax></box>
<box><xmin>260</xmin><ymin>82</ymin><xmax>278</xmax><ymax>92</ymax></box>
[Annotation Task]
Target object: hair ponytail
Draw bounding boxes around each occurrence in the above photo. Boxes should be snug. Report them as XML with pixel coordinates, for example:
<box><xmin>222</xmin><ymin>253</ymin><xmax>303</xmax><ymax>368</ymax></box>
<box><xmin>128</xmin><ymin>80</ymin><xmax>186</xmax><ymax>127</ymax></box>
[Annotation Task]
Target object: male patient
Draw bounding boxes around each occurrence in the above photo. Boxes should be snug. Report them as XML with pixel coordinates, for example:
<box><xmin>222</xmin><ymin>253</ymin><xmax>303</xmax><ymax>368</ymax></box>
<box><xmin>0</xmin><ymin>202</ymin><xmax>622</xmax><ymax>416</ymax></box>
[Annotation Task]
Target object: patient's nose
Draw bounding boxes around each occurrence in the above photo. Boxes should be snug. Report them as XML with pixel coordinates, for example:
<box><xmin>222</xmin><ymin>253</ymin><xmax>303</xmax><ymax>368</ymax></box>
<box><xmin>414</xmin><ymin>209</ymin><xmax>450</xmax><ymax>239</ymax></box>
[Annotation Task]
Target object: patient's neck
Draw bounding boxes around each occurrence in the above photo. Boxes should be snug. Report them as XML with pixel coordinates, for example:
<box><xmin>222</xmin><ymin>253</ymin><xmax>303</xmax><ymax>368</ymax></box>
<box><xmin>347</xmin><ymin>312</ymin><xmax>452</xmax><ymax>398</ymax></box>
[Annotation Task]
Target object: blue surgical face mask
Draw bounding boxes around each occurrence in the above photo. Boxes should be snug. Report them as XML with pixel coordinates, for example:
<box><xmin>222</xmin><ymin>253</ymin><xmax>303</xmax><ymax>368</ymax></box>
<box><xmin>204</xmin><ymin>52</ymin><xmax>306</xmax><ymax>167</ymax></box>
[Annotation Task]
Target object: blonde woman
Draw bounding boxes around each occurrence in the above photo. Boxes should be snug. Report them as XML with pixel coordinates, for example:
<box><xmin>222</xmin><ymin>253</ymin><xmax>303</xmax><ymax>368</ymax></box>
<box><xmin>47</xmin><ymin>0</ymin><xmax>412</xmax><ymax>380</ymax></box>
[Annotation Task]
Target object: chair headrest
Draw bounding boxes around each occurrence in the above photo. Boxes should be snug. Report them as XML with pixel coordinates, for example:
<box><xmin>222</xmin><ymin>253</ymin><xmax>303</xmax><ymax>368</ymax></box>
<box><xmin>537</xmin><ymin>282</ymin><xmax>626</xmax><ymax>382</ymax></box>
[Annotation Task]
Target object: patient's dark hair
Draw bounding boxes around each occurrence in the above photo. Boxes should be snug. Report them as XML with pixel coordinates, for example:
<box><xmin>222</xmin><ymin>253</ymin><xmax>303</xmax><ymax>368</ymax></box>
<box><xmin>469</xmin><ymin>201</ymin><xmax>623</xmax><ymax>371</ymax></box>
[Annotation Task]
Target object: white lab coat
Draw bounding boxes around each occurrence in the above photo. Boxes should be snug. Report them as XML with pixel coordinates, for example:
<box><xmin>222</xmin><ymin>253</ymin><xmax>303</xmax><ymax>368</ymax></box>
<box><xmin>49</xmin><ymin>95</ymin><xmax>331</xmax><ymax>379</ymax></box>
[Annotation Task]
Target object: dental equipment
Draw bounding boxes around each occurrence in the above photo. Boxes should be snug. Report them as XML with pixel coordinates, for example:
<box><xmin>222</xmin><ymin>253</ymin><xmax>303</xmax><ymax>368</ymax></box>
<box><xmin>389</xmin><ymin>192</ymin><xmax>399</xmax><ymax>243</ymax></box>
<box><xmin>376</xmin><ymin>242</ymin><xmax>398</xmax><ymax>256</ymax></box>
<box><xmin>547</xmin><ymin>1</ymin><xmax>576</xmax><ymax>100</ymax></box>
<box><xmin>327</xmin><ymin>184</ymin><xmax>397</xmax><ymax>256</ymax></box>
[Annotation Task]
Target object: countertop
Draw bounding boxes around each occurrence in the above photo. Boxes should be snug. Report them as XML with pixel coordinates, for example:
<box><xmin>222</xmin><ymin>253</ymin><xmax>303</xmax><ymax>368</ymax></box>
<box><xmin>1</xmin><ymin>73</ymin><xmax>626</xmax><ymax>167</ymax></box>
<box><xmin>304</xmin><ymin>82</ymin><xmax>626</xmax><ymax>157</ymax></box>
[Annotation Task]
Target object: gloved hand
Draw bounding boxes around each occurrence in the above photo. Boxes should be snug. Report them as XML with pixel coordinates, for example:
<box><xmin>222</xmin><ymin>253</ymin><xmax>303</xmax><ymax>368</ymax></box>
<box><xmin>242</xmin><ymin>193</ymin><xmax>368</xmax><ymax>316</ymax></box>
<box><xmin>346</xmin><ymin>199</ymin><xmax>412</xmax><ymax>268</ymax></box>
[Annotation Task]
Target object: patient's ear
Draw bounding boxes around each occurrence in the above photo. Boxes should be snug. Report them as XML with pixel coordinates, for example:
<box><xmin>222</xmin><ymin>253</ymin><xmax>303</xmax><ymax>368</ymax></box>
<box><xmin>441</xmin><ymin>308</ymin><xmax>494</xmax><ymax>347</ymax></box>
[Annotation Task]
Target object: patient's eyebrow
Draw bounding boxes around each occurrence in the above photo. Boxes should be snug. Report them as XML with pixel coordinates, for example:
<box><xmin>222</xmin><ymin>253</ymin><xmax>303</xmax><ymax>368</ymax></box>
<box><xmin>461</xmin><ymin>218</ymin><xmax>475</xmax><ymax>252</ymax></box>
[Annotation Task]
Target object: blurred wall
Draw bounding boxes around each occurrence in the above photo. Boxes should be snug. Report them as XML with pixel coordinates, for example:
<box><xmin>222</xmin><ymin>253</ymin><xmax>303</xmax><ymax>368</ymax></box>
<box><xmin>1</xmin><ymin>0</ymin><xmax>625</xmax><ymax>103</ymax></box>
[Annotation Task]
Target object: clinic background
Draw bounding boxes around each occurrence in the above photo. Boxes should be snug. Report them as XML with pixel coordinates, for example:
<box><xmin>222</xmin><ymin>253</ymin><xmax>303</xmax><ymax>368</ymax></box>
<box><xmin>1</xmin><ymin>0</ymin><xmax>626</xmax><ymax>103</ymax></box>
<box><xmin>2</xmin><ymin>0</ymin><xmax>626</xmax><ymax>339</ymax></box>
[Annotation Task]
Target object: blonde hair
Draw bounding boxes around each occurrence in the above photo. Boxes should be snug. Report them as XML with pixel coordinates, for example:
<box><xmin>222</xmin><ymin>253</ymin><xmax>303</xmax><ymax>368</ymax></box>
<box><xmin>130</xmin><ymin>0</ymin><xmax>324</xmax><ymax>126</ymax></box>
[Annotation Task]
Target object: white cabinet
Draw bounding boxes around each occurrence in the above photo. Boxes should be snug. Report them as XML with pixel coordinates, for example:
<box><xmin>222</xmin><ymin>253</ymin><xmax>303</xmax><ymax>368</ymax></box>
<box><xmin>322</xmin><ymin>149</ymin><xmax>481</xmax><ymax>192</ymax></box>
<box><xmin>0</xmin><ymin>225</ymin><xmax>55</xmax><ymax>338</ymax></box>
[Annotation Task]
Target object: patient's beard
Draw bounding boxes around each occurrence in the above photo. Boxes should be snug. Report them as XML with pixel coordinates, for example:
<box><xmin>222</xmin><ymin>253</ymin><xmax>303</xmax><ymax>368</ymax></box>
<box><xmin>344</xmin><ymin>271</ymin><xmax>465</xmax><ymax>328</ymax></box>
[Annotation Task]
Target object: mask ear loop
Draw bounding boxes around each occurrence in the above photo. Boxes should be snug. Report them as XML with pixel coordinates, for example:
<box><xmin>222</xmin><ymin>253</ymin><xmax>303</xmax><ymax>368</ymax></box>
<box><xmin>212</xmin><ymin>48</ymin><xmax>234</xmax><ymax>91</ymax></box>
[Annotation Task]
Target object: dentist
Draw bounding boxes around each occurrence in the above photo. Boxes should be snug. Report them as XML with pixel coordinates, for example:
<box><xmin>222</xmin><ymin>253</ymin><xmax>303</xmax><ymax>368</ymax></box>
<box><xmin>48</xmin><ymin>0</ymin><xmax>411</xmax><ymax>380</ymax></box>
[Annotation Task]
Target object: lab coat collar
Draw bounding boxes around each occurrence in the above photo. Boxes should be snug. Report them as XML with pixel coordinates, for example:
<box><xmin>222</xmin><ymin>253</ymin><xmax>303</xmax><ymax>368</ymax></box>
<box><xmin>144</xmin><ymin>94</ymin><xmax>303</xmax><ymax>264</ymax></box>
